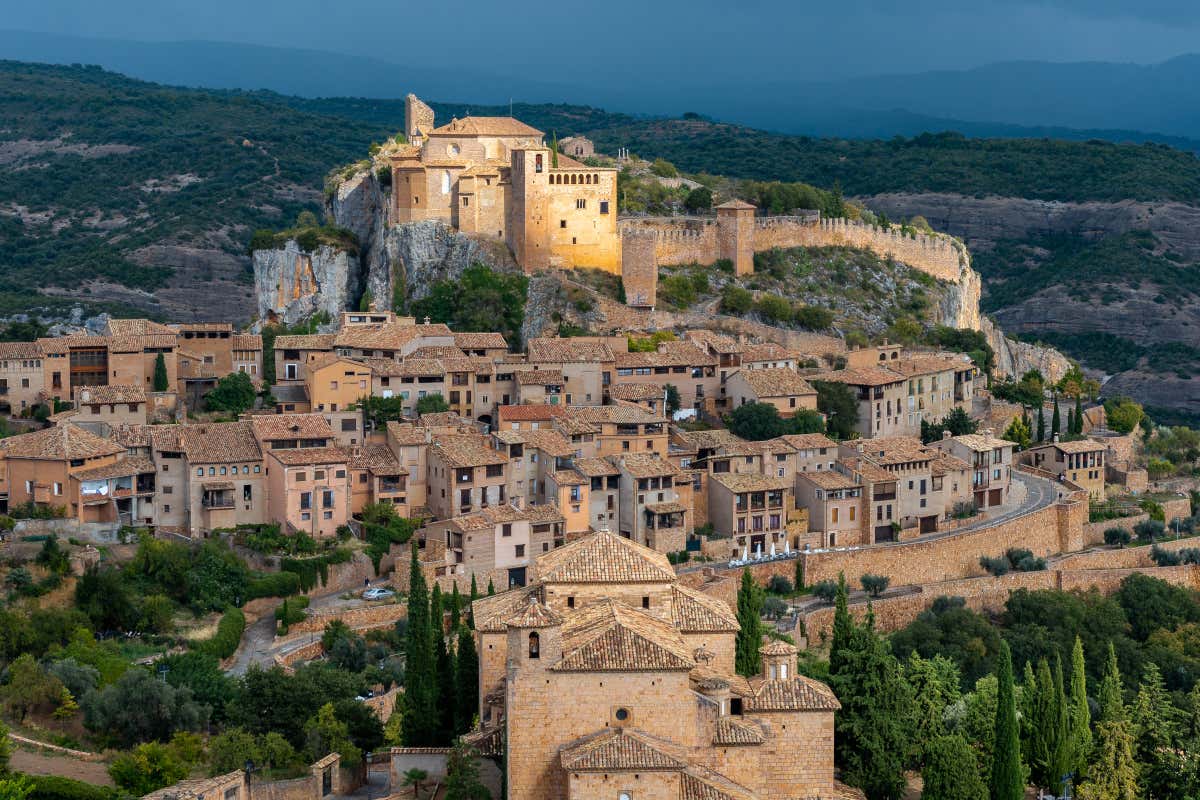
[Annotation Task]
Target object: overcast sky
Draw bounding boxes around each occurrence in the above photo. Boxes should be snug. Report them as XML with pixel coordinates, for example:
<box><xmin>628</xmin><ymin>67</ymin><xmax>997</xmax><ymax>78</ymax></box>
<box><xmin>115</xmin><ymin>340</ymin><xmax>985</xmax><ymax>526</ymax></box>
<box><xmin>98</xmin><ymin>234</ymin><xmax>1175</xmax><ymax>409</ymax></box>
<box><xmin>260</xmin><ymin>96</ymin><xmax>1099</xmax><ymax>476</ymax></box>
<box><xmin>6</xmin><ymin>0</ymin><xmax>1200</xmax><ymax>83</ymax></box>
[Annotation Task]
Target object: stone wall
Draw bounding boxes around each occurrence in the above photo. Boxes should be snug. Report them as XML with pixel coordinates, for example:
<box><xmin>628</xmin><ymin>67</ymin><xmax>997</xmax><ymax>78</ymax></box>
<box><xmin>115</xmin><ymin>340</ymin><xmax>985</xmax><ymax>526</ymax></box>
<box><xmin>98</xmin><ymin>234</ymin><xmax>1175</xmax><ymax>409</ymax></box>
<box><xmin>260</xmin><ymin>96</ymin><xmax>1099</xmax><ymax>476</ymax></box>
<box><xmin>281</xmin><ymin>601</ymin><xmax>407</xmax><ymax>638</ymax></box>
<box><xmin>801</xmin><ymin>563</ymin><xmax>1200</xmax><ymax>641</ymax></box>
<box><xmin>617</xmin><ymin>215</ymin><xmax>965</xmax><ymax>285</ymax></box>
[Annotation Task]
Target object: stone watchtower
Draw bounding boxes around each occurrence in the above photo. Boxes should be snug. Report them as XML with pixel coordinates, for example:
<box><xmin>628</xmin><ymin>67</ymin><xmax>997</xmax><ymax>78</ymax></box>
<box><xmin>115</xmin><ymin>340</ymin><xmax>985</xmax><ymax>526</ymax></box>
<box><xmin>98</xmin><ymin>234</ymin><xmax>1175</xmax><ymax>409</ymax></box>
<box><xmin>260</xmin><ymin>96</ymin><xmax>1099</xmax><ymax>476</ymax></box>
<box><xmin>716</xmin><ymin>199</ymin><xmax>756</xmax><ymax>276</ymax></box>
<box><xmin>404</xmin><ymin>94</ymin><xmax>435</xmax><ymax>144</ymax></box>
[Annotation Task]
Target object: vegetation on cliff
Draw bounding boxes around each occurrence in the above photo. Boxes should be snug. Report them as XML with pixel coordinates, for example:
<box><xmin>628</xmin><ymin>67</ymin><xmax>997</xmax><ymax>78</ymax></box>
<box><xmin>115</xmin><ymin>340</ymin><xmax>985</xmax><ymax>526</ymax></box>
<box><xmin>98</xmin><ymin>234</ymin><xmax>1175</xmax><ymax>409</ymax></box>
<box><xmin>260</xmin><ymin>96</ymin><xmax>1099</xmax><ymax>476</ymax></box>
<box><xmin>409</xmin><ymin>264</ymin><xmax>527</xmax><ymax>350</ymax></box>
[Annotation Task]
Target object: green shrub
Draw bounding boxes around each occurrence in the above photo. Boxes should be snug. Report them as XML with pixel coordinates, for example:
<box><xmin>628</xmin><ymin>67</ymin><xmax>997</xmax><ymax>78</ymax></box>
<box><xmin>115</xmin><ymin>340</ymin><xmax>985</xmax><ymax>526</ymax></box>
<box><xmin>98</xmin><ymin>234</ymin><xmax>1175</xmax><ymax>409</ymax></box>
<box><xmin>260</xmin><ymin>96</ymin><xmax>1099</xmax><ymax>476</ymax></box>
<box><xmin>754</xmin><ymin>294</ymin><xmax>792</xmax><ymax>324</ymax></box>
<box><xmin>196</xmin><ymin>608</ymin><xmax>246</xmax><ymax>660</ymax></box>
<box><xmin>281</xmin><ymin>549</ymin><xmax>352</xmax><ymax>592</ymax></box>
<box><xmin>1104</xmin><ymin>527</ymin><xmax>1132</xmax><ymax>548</ymax></box>
<box><xmin>720</xmin><ymin>285</ymin><xmax>753</xmax><ymax>314</ymax></box>
<box><xmin>246</xmin><ymin>572</ymin><xmax>302</xmax><ymax>600</ymax></box>
<box><xmin>27</xmin><ymin>775</ymin><xmax>119</xmax><ymax>800</ymax></box>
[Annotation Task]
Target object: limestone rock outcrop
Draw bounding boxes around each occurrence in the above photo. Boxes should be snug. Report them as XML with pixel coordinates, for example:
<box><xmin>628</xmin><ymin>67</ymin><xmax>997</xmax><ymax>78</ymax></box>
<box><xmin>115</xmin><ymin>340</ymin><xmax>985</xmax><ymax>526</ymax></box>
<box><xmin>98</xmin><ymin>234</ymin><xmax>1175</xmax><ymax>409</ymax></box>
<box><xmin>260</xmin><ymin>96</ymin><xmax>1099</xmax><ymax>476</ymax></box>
<box><xmin>253</xmin><ymin>242</ymin><xmax>359</xmax><ymax>328</ymax></box>
<box><xmin>982</xmin><ymin>317</ymin><xmax>1071</xmax><ymax>384</ymax></box>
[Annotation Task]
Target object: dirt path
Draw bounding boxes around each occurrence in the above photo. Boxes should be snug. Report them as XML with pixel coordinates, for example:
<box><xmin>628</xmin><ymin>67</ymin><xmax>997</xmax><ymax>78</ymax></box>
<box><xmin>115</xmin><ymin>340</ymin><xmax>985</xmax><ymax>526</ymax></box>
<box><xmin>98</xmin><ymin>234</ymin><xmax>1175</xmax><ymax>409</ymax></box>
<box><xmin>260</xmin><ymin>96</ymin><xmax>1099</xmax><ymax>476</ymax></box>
<box><xmin>11</xmin><ymin>748</ymin><xmax>113</xmax><ymax>785</ymax></box>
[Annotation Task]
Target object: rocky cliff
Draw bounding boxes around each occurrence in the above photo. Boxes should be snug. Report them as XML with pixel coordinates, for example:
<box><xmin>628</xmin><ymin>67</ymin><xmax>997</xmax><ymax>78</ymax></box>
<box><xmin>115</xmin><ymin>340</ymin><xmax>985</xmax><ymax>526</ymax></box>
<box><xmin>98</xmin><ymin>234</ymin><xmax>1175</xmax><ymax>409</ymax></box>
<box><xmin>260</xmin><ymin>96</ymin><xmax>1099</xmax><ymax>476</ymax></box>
<box><xmin>253</xmin><ymin>168</ymin><xmax>521</xmax><ymax>326</ymax></box>
<box><xmin>982</xmin><ymin>318</ymin><xmax>1071</xmax><ymax>384</ymax></box>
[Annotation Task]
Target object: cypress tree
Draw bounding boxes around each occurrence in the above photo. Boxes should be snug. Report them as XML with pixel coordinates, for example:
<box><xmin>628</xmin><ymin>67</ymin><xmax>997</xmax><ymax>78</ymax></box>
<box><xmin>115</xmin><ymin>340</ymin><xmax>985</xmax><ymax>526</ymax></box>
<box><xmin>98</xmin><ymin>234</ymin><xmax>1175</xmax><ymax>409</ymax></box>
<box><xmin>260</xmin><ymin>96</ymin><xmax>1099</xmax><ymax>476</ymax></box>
<box><xmin>435</xmin><ymin>620</ymin><xmax>456</xmax><ymax>743</ymax></box>
<box><xmin>1019</xmin><ymin>660</ymin><xmax>1038</xmax><ymax>769</ymax></box>
<box><xmin>1051</xmin><ymin>396</ymin><xmax>1061</xmax><ymax>439</ymax></box>
<box><xmin>468</xmin><ymin>574</ymin><xmax>479</xmax><ymax>629</ymax></box>
<box><xmin>1097</xmin><ymin>642</ymin><xmax>1125</xmax><ymax>724</ymax></box>
<box><xmin>1074</xmin><ymin>395</ymin><xmax>1084</xmax><ymax>434</ymax></box>
<box><xmin>1028</xmin><ymin>659</ymin><xmax>1055</xmax><ymax>788</ymax></box>
<box><xmin>454</xmin><ymin>624</ymin><xmax>480</xmax><ymax>735</ymax></box>
<box><xmin>734</xmin><ymin>569</ymin><xmax>764</xmax><ymax>677</ymax></box>
<box><xmin>990</xmin><ymin>641</ymin><xmax>1024</xmax><ymax>800</ymax></box>
<box><xmin>401</xmin><ymin>542</ymin><xmax>435</xmax><ymax>746</ymax></box>
<box><xmin>449</xmin><ymin>583</ymin><xmax>461</xmax><ymax>631</ymax></box>
<box><xmin>551</xmin><ymin>131</ymin><xmax>559</xmax><ymax>168</ymax></box>
<box><xmin>487</xmin><ymin>578</ymin><xmax>495</xmax><ymax>596</ymax></box>
<box><xmin>152</xmin><ymin>352</ymin><xmax>169</xmax><ymax>392</ymax></box>
<box><xmin>1067</xmin><ymin>636</ymin><xmax>1092</xmax><ymax>780</ymax></box>
<box><xmin>1049</xmin><ymin>654</ymin><xmax>1071</xmax><ymax>794</ymax></box>
<box><xmin>1066</xmin><ymin>408</ymin><xmax>1074</xmax><ymax>439</ymax></box>
<box><xmin>1036</xmin><ymin>405</ymin><xmax>1045</xmax><ymax>443</ymax></box>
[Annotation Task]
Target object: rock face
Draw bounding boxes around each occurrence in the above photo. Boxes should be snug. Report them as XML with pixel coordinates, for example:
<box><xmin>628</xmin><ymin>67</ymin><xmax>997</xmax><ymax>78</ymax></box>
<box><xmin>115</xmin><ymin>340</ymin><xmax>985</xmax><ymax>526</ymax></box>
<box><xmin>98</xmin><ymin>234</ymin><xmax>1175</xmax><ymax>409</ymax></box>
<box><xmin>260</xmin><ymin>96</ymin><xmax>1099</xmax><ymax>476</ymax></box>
<box><xmin>982</xmin><ymin>318</ymin><xmax>1071</xmax><ymax>384</ymax></box>
<box><xmin>937</xmin><ymin>253</ymin><xmax>981</xmax><ymax>331</ymax></box>
<box><xmin>255</xmin><ymin>168</ymin><xmax>521</xmax><ymax>325</ymax></box>
<box><xmin>253</xmin><ymin>243</ymin><xmax>359</xmax><ymax>327</ymax></box>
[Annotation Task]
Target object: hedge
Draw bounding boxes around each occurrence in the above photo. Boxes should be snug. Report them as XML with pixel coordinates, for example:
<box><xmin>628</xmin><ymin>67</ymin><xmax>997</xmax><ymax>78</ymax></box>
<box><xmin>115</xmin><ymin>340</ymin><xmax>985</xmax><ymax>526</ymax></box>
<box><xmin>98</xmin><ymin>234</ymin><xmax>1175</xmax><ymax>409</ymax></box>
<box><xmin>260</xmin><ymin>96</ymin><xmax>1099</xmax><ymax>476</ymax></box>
<box><xmin>281</xmin><ymin>548</ymin><xmax>352</xmax><ymax>592</ymax></box>
<box><xmin>26</xmin><ymin>774</ymin><xmax>119</xmax><ymax>800</ymax></box>
<box><xmin>246</xmin><ymin>571</ymin><xmax>302</xmax><ymax>599</ymax></box>
<box><xmin>196</xmin><ymin>607</ymin><xmax>246</xmax><ymax>659</ymax></box>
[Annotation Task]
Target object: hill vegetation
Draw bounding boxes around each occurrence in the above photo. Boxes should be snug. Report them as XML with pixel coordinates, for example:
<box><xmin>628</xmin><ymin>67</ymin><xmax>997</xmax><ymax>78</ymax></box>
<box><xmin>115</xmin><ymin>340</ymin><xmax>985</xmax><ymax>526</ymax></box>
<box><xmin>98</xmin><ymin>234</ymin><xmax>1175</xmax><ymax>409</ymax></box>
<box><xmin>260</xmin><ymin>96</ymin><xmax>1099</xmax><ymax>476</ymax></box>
<box><xmin>0</xmin><ymin>61</ymin><xmax>392</xmax><ymax>317</ymax></box>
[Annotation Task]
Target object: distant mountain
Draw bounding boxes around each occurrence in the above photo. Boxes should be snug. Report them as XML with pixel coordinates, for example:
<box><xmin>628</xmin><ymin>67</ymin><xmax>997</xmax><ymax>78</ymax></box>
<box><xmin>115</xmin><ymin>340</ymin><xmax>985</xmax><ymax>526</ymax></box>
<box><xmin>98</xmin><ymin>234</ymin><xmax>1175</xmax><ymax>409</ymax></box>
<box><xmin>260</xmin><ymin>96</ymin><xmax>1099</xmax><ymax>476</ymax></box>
<box><xmin>7</xmin><ymin>29</ymin><xmax>1200</xmax><ymax>144</ymax></box>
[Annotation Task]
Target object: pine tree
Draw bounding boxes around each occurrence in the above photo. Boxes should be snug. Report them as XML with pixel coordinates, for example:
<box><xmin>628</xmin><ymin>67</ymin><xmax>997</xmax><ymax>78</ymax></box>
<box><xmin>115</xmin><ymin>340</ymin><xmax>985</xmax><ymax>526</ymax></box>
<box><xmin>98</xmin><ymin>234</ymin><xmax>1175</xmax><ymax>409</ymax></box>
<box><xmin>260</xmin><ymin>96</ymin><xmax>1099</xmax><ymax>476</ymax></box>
<box><xmin>1036</xmin><ymin>405</ymin><xmax>1045</xmax><ymax>443</ymax></box>
<box><xmin>1067</xmin><ymin>636</ymin><xmax>1092</xmax><ymax>781</ymax></box>
<box><xmin>830</xmin><ymin>572</ymin><xmax>853</xmax><ymax>675</ymax></box>
<box><xmin>1131</xmin><ymin>661</ymin><xmax>1185</xmax><ymax>798</ymax></box>
<box><xmin>1074</xmin><ymin>395</ymin><xmax>1084</xmax><ymax>434</ymax></box>
<box><xmin>1051</xmin><ymin>396</ymin><xmax>1061</xmax><ymax>439</ymax></box>
<box><xmin>734</xmin><ymin>569</ymin><xmax>764</xmax><ymax>677</ymax></box>
<box><xmin>990</xmin><ymin>641</ymin><xmax>1024</xmax><ymax>800</ymax></box>
<box><xmin>831</xmin><ymin>605</ymin><xmax>916</xmax><ymax>800</ymax></box>
<box><xmin>152</xmin><ymin>352</ymin><xmax>169</xmax><ymax>392</ymax></box>
<box><xmin>454</xmin><ymin>624</ymin><xmax>480</xmax><ymax>735</ymax></box>
<box><xmin>401</xmin><ymin>542</ymin><xmax>435</xmax><ymax>746</ymax></box>
<box><xmin>922</xmin><ymin>734</ymin><xmax>988</xmax><ymax>800</ymax></box>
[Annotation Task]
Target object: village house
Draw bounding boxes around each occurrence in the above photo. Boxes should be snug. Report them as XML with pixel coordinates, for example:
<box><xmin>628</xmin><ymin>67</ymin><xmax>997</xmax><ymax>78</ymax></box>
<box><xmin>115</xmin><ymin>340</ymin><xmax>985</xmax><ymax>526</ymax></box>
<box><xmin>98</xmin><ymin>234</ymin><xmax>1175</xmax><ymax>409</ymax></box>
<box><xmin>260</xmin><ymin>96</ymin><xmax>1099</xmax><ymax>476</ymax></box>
<box><xmin>614</xmin><ymin>452</ymin><xmax>690</xmax><ymax>554</ymax></box>
<box><xmin>71</xmin><ymin>384</ymin><xmax>148</xmax><ymax>434</ymax></box>
<box><xmin>527</xmin><ymin>338</ymin><xmax>615</xmax><ymax>406</ymax></box>
<box><xmin>723</xmin><ymin>366</ymin><xmax>817</xmax><ymax>415</ymax></box>
<box><xmin>1023</xmin><ymin>438</ymin><xmax>1106</xmax><ymax>499</ymax></box>
<box><xmin>252</xmin><ymin>414</ymin><xmax>349</xmax><ymax>537</ymax></box>
<box><xmin>931</xmin><ymin>430</ymin><xmax>1016</xmax><ymax>510</ymax></box>
<box><xmin>794</xmin><ymin>469</ymin><xmax>865</xmax><ymax>547</ymax></box>
<box><xmin>809</xmin><ymin>366</ymin><xmax>908</xmax><ymax>438</ymax></box>
<box><xmin>708</xmin><ymin>472</ymin><xmax>793</xmax><ymax>557</ymax></box>
<box><xmin>426</xmin><ymin>434</ymin><xmax>510</xmax><ymax>520</ymax></box>
<box><xmin>0</xmin><ymin>424</ymin><xmax>126</xmax><ymax>522</ymax></box>
<box><xmin>0</xmin><ymin>342</ymin><xmax>45</xmax><ymax>414</ymax></box>
<box><xmin>424</xmin><ymin>502</ymin><xmax>567</xmax><ymax>588</ymax></box>
<box><xmin>179</xmin><ymin>422</ymin><xmax>267</xmax><ymax>536</ymax></box>
<box><xmin>611</xmin><ymin>339</ymin><xmax>719</xmax><ymax>412</ymax></box>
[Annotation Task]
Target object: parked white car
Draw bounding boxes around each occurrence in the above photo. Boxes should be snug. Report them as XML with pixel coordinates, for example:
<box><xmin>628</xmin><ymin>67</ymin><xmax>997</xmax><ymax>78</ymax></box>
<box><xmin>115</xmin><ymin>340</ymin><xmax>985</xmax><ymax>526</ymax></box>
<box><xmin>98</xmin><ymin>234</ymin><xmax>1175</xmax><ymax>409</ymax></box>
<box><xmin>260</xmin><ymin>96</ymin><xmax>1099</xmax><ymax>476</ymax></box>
<box><xmin>362</xmin><ymin>587</ymin><xmax>395</xmax><ymax>600</ymax></box>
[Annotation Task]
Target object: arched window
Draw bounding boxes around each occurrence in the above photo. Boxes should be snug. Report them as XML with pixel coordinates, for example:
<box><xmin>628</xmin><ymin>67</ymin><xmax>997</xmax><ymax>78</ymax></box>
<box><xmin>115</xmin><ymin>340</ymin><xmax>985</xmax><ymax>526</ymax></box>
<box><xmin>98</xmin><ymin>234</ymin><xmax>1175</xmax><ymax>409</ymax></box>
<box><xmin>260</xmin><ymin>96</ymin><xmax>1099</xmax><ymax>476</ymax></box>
<box><xmin>570</xmin><ymin>174</ymin><xmax>577</xmax><ymax>184</ymax></box>
<box><xmin>879</xmin><ymin>353</ymin><xmax>887</xmax><ymax>361</ymax></box>
<box><xmin>585</xmin><ymin>174</ymin><xmax>592</xmax><ymax>184</ymax></box>
<box><xmin>593</xmin><ymin>173</ymin><xmax>600</xmax><ymax>184</ymax></box>
<box><xmin>528</xmin><ymin>632</ymin><xmax>540</xmax><ymax>659</ymax></box>
<box><xmin>441</xmin><ymin>170</ymin><xmax>451</xmax><ymax>195</ymax></box>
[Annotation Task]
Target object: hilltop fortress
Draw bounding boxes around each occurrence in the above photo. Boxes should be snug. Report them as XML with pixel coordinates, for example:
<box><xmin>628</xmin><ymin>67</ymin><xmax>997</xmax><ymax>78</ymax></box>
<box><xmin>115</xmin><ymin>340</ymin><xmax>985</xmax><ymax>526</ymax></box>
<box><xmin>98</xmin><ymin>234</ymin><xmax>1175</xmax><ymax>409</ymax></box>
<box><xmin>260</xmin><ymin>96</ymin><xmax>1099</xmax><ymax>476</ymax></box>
<box><xmin>387</xmin><ymin>95</ymin><xmax>972</xmax><ymax>312</ymax></box>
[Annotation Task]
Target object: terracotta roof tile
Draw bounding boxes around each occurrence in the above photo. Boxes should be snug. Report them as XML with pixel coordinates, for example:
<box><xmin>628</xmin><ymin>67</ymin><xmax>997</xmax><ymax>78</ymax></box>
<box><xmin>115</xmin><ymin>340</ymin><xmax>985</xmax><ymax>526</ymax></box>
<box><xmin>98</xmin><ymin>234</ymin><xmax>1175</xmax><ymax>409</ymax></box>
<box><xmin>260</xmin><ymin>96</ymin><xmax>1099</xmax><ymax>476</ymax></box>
<box><xmin>671</xmin><ymin>585</ymin><xmax>739</xmax><ymax>632</ymax></box>
<box><xmin>73</xmin><ymin>384</ymin><xmax>146</xmax><ymax>405</ymax></box>
<box><xmin>535</xmin><ymin>529</ymin><xmax>674</xmax><ymax>584</ymax></box>
<box><xmin>431</xmin><ymin>435</ymin><xmax>507</xmax><ymax>468</ymax></box>
<box><xmin>0</xmin><ymin>342</ymin><xmax>42</xmax><ymax>359</ymax></box>
<box><xmin>573</xmin><ymin>457</ymin><xmax>621</xmax><ymax>477</ymax></box>
<box><xmin>572</xmin><ymin>405</ymin><xmax>665</xmax><ymax>425</ymax></box>
<box><xmin>0</xmin><ymin>424</ymin><xmax>123</xmax><ymax>461</ymax></box>
<box><xmin>778</xmin><ymin>433</ymin><xmax>838</xmax><ymax>451</ymax></box>
<box><xmin>429</xmin><ymin>116</ymin><xmax>543</xmax><ymax>137</ymax></box>
<box><xmin>73</xmin><ymin>455</ymin><xmax>157</xmax><ymax>480</ymax></box>
<box><xmin>609</xmin><ymin>383</ymin><xmax>664</xmax><ymax>401</ymax></box>
<box><xmin>180</xmin><ymin>422</ymin><xmax>262</xmax><ymax>464</ymax></box>
<box><xmin>810</xmin><ymin>366</ymin><xmax>904</xmax><ymax>387</ymax></box>
<box><xmin>344</xmin><ymin>443</ymin><xmax>404</xmax><ymax>474</ymax></box>
<box><xmin>680</xmin><ymin>767</ymin><xmax>758</xmax><ymax>800</ymax></box>
<box><xmin>712</xmin><ymin>717</ymin><xmax>766</xmax><ymax>746</ymax></box>
<box><xmin>267</xmin><ymin>446</ymin><xmax>348</xmax><ymax>466</ymax></box>
<box><xmin>515</xmin><ymin>369</ymin><xmax>563</xmax><ymax>386</ymax></box>
<box><xmin>453</xmin><ymin>332</ymin><xmax>508</xmax><ymax>351</ymax></box>
<box><xmin>556</xmin><ymin>599</ymin><xmax>695</xmax><ymax>672</ymax></box>
<box><xmin>710</xmin><ymin>473</ymin><xmax>791</xmax><ymax>493</ymax></box>
<box><xmin>796</xmin><ymin>470</ymin><xmax>861</xmax><ymax>491</ymax></box>
<box><xmin>503</xmin><ymin>596</ymin><xmax>563</xmax><ymax>628</ymax></box>
<box><xmin>560</xmin><ymin>728</ymin><xmax>687</xmax><ymax>771</ymax></box>
<box><xmin>498</xmin><ymin>404</ymin><xmax>567</xmax><ymax>423</ymax></box>
<box><xmin>250</xmin><ymin>413</ymin><xmax>334</xmax><ymax>441</ymax></box>
<box><xmin>617</xmin><ymin>453</ymin><xmax>679</xmax><ymax>478</ymax></box>
<box><xmin>528</xmin><ymin>338</ymin><xmax>614</xmax><ymax>363</ymax></box>
<box><xmin>746</xmin><ymin>675</ymin><xmax>841</xmax><ymax>712</ymax></box>
<box><xmin>273</xmin><ymin>334</ymin><xmax>335</xmax><ymax>351</ymax></box>
<box><xmin>233</xmin><ymin>334</ymin><xmax>262</xmax><ymax>351</ymax></box>
<box><xmin>730</xmin><ymin>367</ymin><xmax>815</xmax><ymax>398</ymax></box>
<box><xmin>471</xmin><ymin>584</ymin><xmax>541</xmax><ymax>633</ymax></box>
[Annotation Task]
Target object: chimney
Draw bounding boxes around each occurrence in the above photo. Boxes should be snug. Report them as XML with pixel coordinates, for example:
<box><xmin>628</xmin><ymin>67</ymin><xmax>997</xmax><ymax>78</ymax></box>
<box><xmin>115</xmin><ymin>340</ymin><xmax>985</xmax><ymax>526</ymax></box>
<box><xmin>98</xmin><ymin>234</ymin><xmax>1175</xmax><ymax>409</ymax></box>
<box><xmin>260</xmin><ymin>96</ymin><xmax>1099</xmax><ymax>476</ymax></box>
<box><xmin>941</xmin><ymin>429</ymin><xmax>951</xmax><ymax>441</ymax></box>
<box><xmin>1053</xmin><ymin>433</ymin><xmax>1060</xmax><ymax>443</ymax></box>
